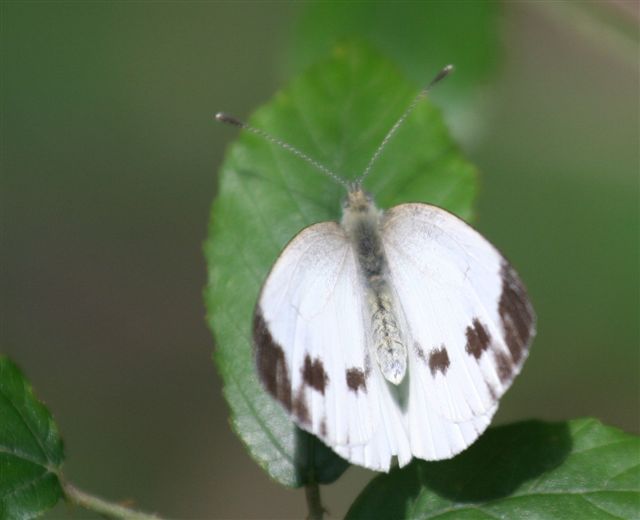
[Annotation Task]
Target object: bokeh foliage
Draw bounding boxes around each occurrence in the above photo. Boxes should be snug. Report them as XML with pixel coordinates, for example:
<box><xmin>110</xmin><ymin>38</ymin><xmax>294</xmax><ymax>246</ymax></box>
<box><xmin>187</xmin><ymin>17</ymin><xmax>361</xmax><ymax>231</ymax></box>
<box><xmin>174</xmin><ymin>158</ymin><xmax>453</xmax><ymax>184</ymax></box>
<box><xmin>1</xmin><ymin>1</ymin><xmax>637</xmax><ymax>518</ymax></box>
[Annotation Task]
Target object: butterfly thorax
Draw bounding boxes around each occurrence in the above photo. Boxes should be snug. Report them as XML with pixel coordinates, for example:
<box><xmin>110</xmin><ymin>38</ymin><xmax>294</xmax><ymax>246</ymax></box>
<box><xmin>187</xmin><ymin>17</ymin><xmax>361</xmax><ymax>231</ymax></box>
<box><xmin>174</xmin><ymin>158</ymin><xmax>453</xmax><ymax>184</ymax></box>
<box><xmin>341</xmin><ymin>189</ymin><xmax>408</xmax><ymax>385</ymax></box>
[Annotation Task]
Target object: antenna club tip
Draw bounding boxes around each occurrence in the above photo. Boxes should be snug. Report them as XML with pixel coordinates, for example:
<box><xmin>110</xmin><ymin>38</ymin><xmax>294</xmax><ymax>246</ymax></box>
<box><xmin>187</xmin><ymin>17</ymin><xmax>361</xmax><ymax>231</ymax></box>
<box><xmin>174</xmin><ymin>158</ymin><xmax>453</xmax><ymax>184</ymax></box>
<box><xmin>427</xmin><ymin>64</ymin><xmax>455</xmax><ymax>89</ymax></box>
<box><xmin>215</xmin><ymin>112</ymin><xmax>243</xmax><ymax>127</ymax></box>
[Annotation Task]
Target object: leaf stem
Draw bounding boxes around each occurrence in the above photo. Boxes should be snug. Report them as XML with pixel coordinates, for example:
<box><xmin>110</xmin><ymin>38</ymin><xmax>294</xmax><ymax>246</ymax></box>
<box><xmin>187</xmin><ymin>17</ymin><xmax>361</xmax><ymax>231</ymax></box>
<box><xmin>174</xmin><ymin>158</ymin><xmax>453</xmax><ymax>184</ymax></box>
<box><xmin>63</xmin><ymin>481</ymin><xmax>163</xmax><ymax>520</ymax></box>
<box><xmin>305</xmin><ymin>481</ymin><xmax>324</xmax><ymax>520</ymax></box>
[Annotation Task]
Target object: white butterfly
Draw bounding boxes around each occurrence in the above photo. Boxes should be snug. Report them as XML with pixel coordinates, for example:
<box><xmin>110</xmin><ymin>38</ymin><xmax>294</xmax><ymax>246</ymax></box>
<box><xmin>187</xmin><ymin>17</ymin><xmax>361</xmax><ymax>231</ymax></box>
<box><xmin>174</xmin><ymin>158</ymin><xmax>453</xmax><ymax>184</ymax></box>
<box><xmin>217</xmin><ymin>66</ymin><xmax>536</xmax><ymax>472</ymax></box>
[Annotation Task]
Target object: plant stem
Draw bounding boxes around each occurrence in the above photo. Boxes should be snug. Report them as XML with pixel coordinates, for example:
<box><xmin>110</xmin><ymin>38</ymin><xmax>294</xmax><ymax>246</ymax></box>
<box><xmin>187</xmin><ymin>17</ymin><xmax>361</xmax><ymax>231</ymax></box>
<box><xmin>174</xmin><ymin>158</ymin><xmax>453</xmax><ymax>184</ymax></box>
<box><xmin>305</xmin><ymin>481</ymin><xmax>324</xmax><ymax>520</ymax></box>
<box><xmin>63</xmin><ymin>481</ymin><xmax>163</xmax><ymax>520</ymax></box>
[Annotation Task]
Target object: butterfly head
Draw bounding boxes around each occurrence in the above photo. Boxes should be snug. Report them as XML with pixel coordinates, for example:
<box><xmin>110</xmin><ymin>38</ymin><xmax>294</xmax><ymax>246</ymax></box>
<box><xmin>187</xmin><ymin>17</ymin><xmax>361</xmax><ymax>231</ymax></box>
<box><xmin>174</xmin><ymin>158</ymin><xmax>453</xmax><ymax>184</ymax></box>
<box><xmin>341</xmin><ymin>188</ymin><xmax>382</xmax><ymax>235</ymax></box>
<box><xmin>343</xmin><ymin>186</ymin><xmax>372</xmax><ymax>210</ymax></box>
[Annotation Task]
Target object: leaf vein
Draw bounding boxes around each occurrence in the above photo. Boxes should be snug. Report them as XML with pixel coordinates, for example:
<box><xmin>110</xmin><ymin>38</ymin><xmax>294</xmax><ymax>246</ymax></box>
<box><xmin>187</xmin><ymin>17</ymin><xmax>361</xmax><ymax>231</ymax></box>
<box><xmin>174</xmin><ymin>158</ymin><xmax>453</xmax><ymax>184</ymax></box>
<box><xmin>578</xmin><ymin>494</ymin><xmax>626</xmax><ymax>519</ymax></box>
<box><xmin>0</xmin><ymin>469</ymin><xmax>56</xmax><ymax>500</ymax></box>
<box><xmin>0</xmin><ymin>383</ymin><xmax>52</xmax><ymax>465</ymax></box>
<box><xmin>605</xmin><ymin>463</ymin><xmax>640</xmax><ymax>486</ymax></box>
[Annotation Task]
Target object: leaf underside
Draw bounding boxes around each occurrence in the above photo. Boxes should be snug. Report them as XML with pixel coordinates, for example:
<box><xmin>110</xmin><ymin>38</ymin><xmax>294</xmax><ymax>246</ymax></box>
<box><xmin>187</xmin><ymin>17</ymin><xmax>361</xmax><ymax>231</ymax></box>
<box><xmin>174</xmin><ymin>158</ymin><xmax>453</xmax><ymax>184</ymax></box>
<box><xmin>346</xmin><ymin>418</ymin><xmax>640</xmax><ymax>519</ymax></box>
<box><xmin>0</xmin><ymin>357</ymin><xmax>64</xmax><ymax>519</ymax></box>
<box><xmin>205</xmin><ymin>43</ymin><xmax>478</xmax><ymax>487</ymax></box>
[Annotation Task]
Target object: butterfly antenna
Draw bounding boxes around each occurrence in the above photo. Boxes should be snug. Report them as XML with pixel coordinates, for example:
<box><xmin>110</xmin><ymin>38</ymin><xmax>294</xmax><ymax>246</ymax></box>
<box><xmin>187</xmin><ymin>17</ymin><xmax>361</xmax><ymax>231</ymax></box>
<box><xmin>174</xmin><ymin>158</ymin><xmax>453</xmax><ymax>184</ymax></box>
<box><xmin>215</xmin><ymin>112</ymin><xmax>349</xmax><ymax>189</ymax></box>
<box><xmin>355</xmin><ymin>64</ymin><xmax>454</xmax><ymax>187</ymax></box>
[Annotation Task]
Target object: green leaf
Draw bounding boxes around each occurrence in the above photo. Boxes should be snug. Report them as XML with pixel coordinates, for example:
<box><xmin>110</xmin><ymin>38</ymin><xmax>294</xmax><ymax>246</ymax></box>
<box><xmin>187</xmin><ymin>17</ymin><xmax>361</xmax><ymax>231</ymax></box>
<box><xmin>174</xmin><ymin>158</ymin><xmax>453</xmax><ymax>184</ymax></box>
<box><xmin>0</xmin><ymin>357</ymin><xmax>64</xmax><ymax>519</ymax></box>
<box><xmin>346</xmin><ymin>418</ymin><xmax>640</xmax><ymax>519</ymax></box>
<box><xmin>205</xmin><ymin>43</ymin><xmax>478</xmax><ymax>487</ymax></box>
<box><xmin>286</xmin><ymin>2</ymin><xmax>501</xmax><ymax>139</ymax></box>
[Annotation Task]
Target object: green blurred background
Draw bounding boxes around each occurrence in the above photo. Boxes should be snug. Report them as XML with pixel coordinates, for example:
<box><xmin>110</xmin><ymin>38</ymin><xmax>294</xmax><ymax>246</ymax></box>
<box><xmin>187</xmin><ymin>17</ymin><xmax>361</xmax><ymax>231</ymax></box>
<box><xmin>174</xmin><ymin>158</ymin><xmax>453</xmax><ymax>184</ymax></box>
<box><xmin>2</xmin><ymin>1</ymin><xmax>638</xmax><ymax>518</ymax></box>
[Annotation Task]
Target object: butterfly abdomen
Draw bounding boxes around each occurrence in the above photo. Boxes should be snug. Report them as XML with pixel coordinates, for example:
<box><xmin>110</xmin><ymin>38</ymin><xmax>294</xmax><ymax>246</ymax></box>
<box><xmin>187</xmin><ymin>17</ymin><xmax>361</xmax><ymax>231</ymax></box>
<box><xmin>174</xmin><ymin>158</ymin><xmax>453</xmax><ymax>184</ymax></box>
<box><xmin>369</xmin><ymin>287</ymin><xmax>407</xmax><ymax>385</ymax></box>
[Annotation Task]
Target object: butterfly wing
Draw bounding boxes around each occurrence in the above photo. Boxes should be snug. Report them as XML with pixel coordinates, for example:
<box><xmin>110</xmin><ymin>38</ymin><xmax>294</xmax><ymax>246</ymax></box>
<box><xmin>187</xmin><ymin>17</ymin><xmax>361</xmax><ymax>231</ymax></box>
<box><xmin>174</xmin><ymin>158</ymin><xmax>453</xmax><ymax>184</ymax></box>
<box><xmin>380</xmin><ymin>203</ymin><xmax>536</xmax><ymax>460</ymax></box>
<box><xmin>254</xmin><ymin>205</ymin><xmax>536</xmax><ymax>471</ymax></box>
<box><xmin>253</xmin><ymin>221</ymin><xmax>380</xmax><ymax>449</ymax></box>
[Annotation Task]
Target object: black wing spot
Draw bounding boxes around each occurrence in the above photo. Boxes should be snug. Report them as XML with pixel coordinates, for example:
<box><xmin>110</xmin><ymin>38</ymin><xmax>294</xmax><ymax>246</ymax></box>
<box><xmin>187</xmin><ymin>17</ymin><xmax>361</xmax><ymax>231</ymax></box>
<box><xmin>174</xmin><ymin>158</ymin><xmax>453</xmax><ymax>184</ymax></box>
<box><xmin>494</xmin><ymin>349</ymin><xmax>514</xmax><ymax>384</ymax></box>
<box><xmin>302</xmin><ymin>354</ymin><xmax>329</xmax><ymax>394</ymax></box>
<box><xmin>428</xmin><ymin>345</ymin><xmax>450</xmax><ymax>376</ymax></box>
<box><xmin>254</xmin><ymin>309</ymin><xmax>292</xmax><ymax>411</ymax></box>
<box><xmin>346</xmin><ymin>368</ymin><xmax>367</xmax><ymax>393</ymax></box>
<box><xmin>499</xmin><ymin>262</ymin><xmax>535</xmax><ymax>364</ymax></box>
<box><xmin>465</xmin><ymin>318</ymin><xmax>491</xmax><ymax>359</ymax></box>
<box><xmin>320</xmin><ymin>418</ymin><xmax>328</xmax><ymax>437</ymax></box>
<box><xmin>293</xmin><ymin>386</ymin><xmax>310</xmax><ymax>425</ymax></box>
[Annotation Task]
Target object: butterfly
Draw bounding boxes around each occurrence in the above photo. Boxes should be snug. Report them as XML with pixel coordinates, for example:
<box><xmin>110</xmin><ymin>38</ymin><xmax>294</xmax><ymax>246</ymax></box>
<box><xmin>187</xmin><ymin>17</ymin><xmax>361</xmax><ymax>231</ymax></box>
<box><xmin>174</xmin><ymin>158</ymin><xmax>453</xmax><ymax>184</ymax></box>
<box><xmin>216</xmin><ymin>65</ymin><xmax>536</xmax><ymax>472</ymax></box>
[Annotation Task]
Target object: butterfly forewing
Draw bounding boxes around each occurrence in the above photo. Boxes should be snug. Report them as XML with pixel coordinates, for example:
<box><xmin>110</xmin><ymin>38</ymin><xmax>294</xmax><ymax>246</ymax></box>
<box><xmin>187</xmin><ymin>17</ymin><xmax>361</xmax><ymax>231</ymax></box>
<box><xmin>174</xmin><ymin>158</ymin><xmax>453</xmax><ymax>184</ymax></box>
<box><xmin>334</xmin><ymin>203</ymin><xmax>535</xmax><ymax>468</ymax></box>
<box><xmin>253</xmin><ymin>222</ymin><xmax>380</xmax><ymax>449</ymax></box>
<box><xmin>381</xmin><ymin>203</ymin><xmax>536</xmax><ymax>422</ymax></box>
